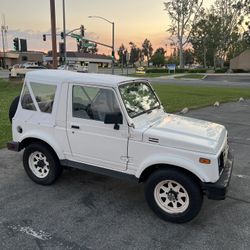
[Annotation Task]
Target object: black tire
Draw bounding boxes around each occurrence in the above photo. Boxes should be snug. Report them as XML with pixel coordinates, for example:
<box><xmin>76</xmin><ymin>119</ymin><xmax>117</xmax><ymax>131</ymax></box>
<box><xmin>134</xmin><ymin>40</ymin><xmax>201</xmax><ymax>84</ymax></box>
<box><xmin>23</xmin><ymin>143</ymin><xmax>62</xmax><ymax>185</ymax></box>
<box><xmin>145</xmin><ymin>169</ymin><xmax>203</xmax><ymax>223</ymax></box>
<box><xmin>9</xmin><ymin>96</ymin><xmax>20</xmax><ymax>123</ymax></box>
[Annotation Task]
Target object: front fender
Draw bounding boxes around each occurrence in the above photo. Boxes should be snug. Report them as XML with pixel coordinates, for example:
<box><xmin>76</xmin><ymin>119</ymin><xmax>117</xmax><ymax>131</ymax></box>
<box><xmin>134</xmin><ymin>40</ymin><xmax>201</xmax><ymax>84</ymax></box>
<box><xmin>135</xmin><ymin>153</ymin><xmax>215</xmax><ymax>182</ymax></box>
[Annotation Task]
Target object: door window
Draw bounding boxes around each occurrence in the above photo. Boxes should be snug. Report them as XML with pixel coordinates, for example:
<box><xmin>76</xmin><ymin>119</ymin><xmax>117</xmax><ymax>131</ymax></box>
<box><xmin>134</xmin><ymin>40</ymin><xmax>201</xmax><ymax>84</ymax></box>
<box><xmin>72</xmin><ymin>85</ymin><xmax>120</xmax><ymax>121</ymax></box>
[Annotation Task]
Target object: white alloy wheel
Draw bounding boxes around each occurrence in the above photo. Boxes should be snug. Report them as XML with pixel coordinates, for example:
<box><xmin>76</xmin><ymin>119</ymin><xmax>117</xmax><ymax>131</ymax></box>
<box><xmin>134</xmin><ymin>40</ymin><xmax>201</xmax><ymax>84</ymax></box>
<box><xmin>154</xmin><ymin>180</ymin><xmax>190</xmax><ymax>214</ymax></box>
<box><xmin>28</xmin><ymin>151</ymin><xmax>50</xmax><ymax>178</ymax></box>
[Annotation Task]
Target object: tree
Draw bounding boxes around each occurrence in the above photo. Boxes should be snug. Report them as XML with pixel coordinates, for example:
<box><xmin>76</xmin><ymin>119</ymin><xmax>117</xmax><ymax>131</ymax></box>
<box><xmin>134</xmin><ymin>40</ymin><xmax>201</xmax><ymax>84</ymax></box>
<box><xmin>142</xmin><ymin>39</ymin><xmax>153</xmax><ymax>66</ymax></box>
<box><xmin>241</xmin><ymin>0</ymin><xmax>250</xmax><ymax>44</ymax></box>
<box><xmin>151</xmin><ymin>47</ymin><xmax>166</xmax><ymax>66</ymax></box>
<box><xmin>227</xmin><ymin>31</ymin><xmax>250</xmax><ymax>61</ymax></box>
<box><xmin>189</xmin><ymin>13</ymin><xmax>222</xmax><ymax>68</ymax></box>
<box><xmin>212</xmin><ymin>0</ymin><xmax>246</xmax><ymax>67</ymax></box>
<box><xmin>183</xmin><ymin>49</ymin><xmax>194</xmax><ymax>65</ymax></box>
<box><xmin>117</xmin><ymin>44</ymin><xmax>126</xmax><ymax>65</ymax></box>
<box><xmin>155</xmin><ymin>47</ymin><xmax>166</xmax><ymax>55</ymax></box>
<box><xmin>129</xmin><ymin>42</ymin><xmax>140</xmax><ymax>66</ymax></box>
<box><xmin>163</xmin><ymin>0</ymin><xmax>204</xmax><ymax>68</ymax></box>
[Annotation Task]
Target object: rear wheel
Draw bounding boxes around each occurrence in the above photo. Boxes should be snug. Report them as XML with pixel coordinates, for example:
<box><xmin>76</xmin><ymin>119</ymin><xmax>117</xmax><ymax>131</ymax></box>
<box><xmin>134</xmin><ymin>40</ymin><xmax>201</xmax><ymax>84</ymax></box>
<box><xmin>23</xmin><ymin>143</ymin><xmax>62</xmax><ymax>185</ymax></box>
<box><xmin>145</xmin><ymin>169</ymin><xmax>203</xmax><ymax>223</ymax></box>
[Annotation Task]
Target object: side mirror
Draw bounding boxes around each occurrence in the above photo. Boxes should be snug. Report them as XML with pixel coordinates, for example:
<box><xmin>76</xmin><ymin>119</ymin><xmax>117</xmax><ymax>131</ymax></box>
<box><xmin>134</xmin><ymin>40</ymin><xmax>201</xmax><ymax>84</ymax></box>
<box><xmin>104</xmin><ymin>112</ymin><xmax>123</xmax><ymax>129</ymax></box>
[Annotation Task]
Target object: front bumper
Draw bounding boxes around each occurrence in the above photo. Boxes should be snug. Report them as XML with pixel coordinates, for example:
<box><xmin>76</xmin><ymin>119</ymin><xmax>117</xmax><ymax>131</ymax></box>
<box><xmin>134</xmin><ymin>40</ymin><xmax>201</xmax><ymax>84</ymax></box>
<box><xmin>202</xmin><ymin>150</ymin><xmax>234</xmax><ymax>200</ymax></box>
<box><xmin>7</xmin><ymin>141</ymin><xmax>21</xmax><ymax>152</ymax></box>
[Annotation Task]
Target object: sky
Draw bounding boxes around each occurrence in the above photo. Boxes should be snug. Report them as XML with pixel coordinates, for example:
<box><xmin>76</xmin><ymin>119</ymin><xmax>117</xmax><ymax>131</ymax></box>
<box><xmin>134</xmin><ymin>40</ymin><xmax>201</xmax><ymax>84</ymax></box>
<box><xmin>0</xmin><ymin>0</ymin><xmax>215</xmax><ymax>55</ymax></box>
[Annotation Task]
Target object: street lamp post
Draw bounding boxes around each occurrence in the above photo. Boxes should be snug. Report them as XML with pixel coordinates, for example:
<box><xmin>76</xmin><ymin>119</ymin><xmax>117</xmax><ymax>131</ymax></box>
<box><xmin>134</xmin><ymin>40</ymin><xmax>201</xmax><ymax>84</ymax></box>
<box><xmin>62</xmin><ymin>0</ymin><xmax>67</xmax><ymax>64</ymax></box>
<box><xmin>88</xmin><ymin>16</ymin><xmax>115</xmax><ymax>75</ymax></box>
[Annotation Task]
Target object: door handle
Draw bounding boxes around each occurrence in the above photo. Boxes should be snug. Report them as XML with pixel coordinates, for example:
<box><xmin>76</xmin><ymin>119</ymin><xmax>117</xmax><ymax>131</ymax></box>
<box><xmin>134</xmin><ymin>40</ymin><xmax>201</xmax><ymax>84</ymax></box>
<box><xmin>71</xmin><ymin>125</ymin><xmax>80</xmax><ymax>129</ymax></box>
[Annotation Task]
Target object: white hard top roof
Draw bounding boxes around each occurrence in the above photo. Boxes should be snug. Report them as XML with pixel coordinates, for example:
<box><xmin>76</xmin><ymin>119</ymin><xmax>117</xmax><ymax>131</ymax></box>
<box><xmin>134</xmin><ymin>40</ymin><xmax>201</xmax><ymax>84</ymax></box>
<box><xmin>26</xmin><ymin>70</ymin><xmax>143</xmax><ymax>87</ymax></box>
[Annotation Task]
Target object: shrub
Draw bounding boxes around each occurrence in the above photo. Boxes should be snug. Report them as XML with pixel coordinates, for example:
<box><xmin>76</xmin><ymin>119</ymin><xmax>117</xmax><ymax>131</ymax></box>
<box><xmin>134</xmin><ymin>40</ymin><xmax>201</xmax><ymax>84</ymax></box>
<box><xmin>146</xmin><ymin>68</ymin><xmax>168</xmax><ymax>73</ymax></box>
<box><xmin>175</xmin><ymin>68</ymin><xmax>187</xmax><ymax>73</ymax></box>
<box><xmin>145</xmin><ymin>68</ymin><xmax>189</xmax><ymax>74</ymax></box>
<box><xmin>214</xmin><ymin>68</ymin><xmax>228</xmax><ymax>73</ymax></box>
<box><xmin>232</xmin><ymin>69</ymin><xmax>250</xmax><ymax>73</ymax></box>
<box><xmin>187</xmin><ymin>68</ymin><xmax>207</xmax><ymax>73</ymax></box>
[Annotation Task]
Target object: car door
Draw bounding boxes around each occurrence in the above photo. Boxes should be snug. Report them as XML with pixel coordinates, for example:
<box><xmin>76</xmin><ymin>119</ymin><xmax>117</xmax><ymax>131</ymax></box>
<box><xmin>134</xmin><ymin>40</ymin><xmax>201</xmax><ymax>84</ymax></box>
<box><xmin>66</xmin><ymin>83</ymin><xmax>129</xmax><ymax>171</ymax></box>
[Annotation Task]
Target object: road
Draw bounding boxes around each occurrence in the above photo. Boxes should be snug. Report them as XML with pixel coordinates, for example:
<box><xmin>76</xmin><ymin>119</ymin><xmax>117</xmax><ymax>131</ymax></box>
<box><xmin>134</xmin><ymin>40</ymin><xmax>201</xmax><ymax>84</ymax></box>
<box><xmin>1</xmin><ymin>69</ymin><xmax>250</xmax><ymax>87</ymax></box>
<box><xmin>1</xmin><ymin>100</ymin><xmax>250</xmax><ymax>249</ymax></box>
<box><xmin>0</xmin><ymin>70</ymin><xmax>9</xmax><ymax>79</ymax></box>
<box><xmin>149</xmin><ymin>74</ymin><xmax>250</xmax><ymax>88</ymax></box>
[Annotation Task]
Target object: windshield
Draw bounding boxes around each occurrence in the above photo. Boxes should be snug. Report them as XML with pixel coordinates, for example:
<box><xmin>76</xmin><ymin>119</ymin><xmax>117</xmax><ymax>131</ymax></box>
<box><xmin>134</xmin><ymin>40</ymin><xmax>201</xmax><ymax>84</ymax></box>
<box><xmin>119</xmin><ymin>81</ymin><xmax>160</xmax><ymax>118</ymax></box>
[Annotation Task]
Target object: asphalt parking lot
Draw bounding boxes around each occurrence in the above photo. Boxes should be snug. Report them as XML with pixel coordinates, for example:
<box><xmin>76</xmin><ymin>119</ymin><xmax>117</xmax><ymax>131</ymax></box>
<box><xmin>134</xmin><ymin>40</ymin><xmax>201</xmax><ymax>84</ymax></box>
<box><xmin>1</xmin><ymin>100</ymin><xmax>250</xmax><ymax>250</ymax></box>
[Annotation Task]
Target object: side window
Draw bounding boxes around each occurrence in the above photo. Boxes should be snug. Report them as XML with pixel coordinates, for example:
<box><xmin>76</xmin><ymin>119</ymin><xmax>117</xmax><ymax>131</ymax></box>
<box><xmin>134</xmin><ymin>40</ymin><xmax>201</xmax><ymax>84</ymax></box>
<box><xmin>21</xmin><ymin>83</ymin><xmax>36</xmax><ymax>111</ymax></box>
<box><xmin>30</xmin><ymin>82</ymin><xmax>57</xmax><ymax>113</ymax></box>
<box><xmin>72</xmin><ymin>85</ymin><xmax>121</xmax><ymax>121</ymax></box>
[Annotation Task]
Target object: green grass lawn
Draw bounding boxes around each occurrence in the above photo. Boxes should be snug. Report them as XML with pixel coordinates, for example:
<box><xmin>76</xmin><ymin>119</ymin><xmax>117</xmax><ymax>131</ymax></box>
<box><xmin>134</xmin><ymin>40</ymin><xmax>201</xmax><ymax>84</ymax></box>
<box><xmin>130</xmin><ymin>73</ymin><xmax>169</xmax><ymax>78</ymax></box>
<box><xmin>0</xmin><ymin>79</ymin><xmax>250</xmax><ymax>149</ymax></box>
<box><xmin>174</xmin><ymin>74</ymin><xmax>205</xmax><ymax>79</ymax></box>
<box><xmin>153</xmin><ymin>84</ymin><xmax>250</xmax><ymax>112</ymax></box>
<box><xmin>0</xmin><ymin>80</ymin><xmax>22</xmax><ymax>148</ymax></box>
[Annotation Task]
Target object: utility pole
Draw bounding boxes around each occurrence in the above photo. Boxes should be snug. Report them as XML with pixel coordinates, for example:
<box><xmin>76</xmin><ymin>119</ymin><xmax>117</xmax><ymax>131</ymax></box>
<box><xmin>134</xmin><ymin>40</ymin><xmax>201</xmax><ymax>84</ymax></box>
<box><xmin>62</xmin><ymin>0</ymin><xmax>67</xmax><ymax>64</ymax></box>
<box><xmin>111</xmin><ymin>21</ymin><xmax>114</xmax><ymax>75</ymax></box>
<box><xmin>50</xmin><ymin>0</ymin><xmax>57</xmax><ymax>68</ymax></box>
<box><xmin>1</xmin><ymin>27</ymin><xmax>5</xmax><ymax>68</ymax></box>
<box><xmin>1</xmin><ymin>15</ymin><xmax>8</xmax><ymax>69</ymax></box>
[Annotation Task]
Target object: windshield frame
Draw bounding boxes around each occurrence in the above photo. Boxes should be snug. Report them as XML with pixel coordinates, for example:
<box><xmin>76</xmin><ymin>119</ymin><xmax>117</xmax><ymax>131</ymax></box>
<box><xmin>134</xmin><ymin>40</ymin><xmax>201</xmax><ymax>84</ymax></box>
<box><xmin>118</xmin><ymin>80</ymin><xmax>161</xmax><ymax>118</ymax></box>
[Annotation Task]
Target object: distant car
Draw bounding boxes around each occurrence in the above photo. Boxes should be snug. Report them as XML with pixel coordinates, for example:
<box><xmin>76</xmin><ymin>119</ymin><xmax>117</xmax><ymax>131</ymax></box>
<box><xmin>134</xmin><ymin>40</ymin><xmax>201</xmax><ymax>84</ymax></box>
<box><xmin>9</xmin><ymin>64</ymin><xmax>21</xmax><ymax>71</ymax></box>
<box><xmin>10</xmin><ymin>65</ymin><xmax>46</xmax><ymax>78</ymax></box>
<box><xmin>136</xmin><ymin>67</ymin><xmax>146</xmax><ymax>74</ymax></box>
<box><xmin>58</xmin><ymin>64</ymin><xmax>88</xmax><ymax>73</ymax></box>
<box><xmin>22</xmin><ymin>62</ymin><xmax>39</xmax><ymax>68</ymax></box>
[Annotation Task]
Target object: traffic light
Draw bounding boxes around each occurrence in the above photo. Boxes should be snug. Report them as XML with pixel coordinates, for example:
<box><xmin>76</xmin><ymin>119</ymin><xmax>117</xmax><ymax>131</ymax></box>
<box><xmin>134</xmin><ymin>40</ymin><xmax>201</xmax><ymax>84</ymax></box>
<box><xmin>20</xmin><ymin>39</ymin><xmax>27</xmax><ymax>52</ymax></box>
<box><xmin>59</xmin><ymin>42</ymin><xmax>65</xmax><ymax>54</ymax></box>
<box><xmin>61</xmin><ymin>32</ymin><xmax>64</xmax><ymax>39</ymax></box>
<box><xmin>80</xmin><ymin>25</ymin><xmax>85</xmax><ymax>37</ymax></box>
<box><xmin>43</xmin><ymin>34</ymin><xmax>46</xmax><ymax>41</ymax></box>
<box><xmin>112</xmin><ymin>50</ymin><xmax>115</xmax><ymax>60</ymax></box>
<box><xmin>13</xmin><ymin>37</ymin><xmax>19</xmax><ymax>51</ymax></box>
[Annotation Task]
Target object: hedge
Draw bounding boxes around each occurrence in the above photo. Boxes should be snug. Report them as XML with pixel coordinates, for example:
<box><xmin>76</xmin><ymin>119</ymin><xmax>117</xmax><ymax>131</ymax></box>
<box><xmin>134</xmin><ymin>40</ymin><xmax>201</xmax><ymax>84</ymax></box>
<box><xmin>187</xmin><ymin>68</ymin><xmax>207</xmax><ymax>73</ymax></box>
<box><xmin>146</xmin><ymin>68</ymin><xmax>167</xmax><ymax>73</ymax></box>
<box><xmin>232</xmin><ymin>69</ymin><xmax>250</xmax><ymax>73</ymax></box>
<box><xmin>214</xmin><ymin>68</ymin><xmax>228</xmax><ymax>73</ymax></box>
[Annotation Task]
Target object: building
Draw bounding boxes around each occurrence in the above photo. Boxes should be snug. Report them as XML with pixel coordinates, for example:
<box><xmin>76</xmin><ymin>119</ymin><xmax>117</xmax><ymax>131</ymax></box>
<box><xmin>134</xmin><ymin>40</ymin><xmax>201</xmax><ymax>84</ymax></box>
<box><xmin>230</xmin><ymin>49</ymin><xmax>250</xmax><ymax>72</ymax></box>
<box><xmin>0</xmin><ymin>51</ymin><xmax>44</xmax><ymax>69</ymax></box>
<box><xmin>44</xmin><ymin>51</ymin><xmax>112</xmax><ymax>68</ymax></box>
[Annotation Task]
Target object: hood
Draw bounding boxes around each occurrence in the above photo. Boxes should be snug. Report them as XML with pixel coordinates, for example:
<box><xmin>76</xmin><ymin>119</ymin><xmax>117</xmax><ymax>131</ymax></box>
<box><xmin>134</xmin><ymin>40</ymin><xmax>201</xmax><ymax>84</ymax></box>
<box><xmin>143</xmin><ymin>114</ymin><xmax>226</xmax><ymax>154</ymax></box>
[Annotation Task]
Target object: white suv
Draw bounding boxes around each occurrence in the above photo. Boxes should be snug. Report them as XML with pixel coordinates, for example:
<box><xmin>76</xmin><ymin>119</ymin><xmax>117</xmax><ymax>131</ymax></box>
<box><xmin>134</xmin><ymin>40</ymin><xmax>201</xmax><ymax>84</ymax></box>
<box><xmin>8</xmin><ymin>70</ymin><xmax>233</xmax><ymax>223</ymax></box>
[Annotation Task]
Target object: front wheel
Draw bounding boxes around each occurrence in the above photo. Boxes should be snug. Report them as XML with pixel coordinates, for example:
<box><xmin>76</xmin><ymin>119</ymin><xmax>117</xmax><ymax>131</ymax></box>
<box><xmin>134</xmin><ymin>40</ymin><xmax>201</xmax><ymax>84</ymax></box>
<box><xmin>23</xmin><ymin>143</ymin><xmax>62</xmax><ymax>185</ymax></box>
<box><xmin>145</xmin><ymin>169</ymin><xmax>203</xmax><ymax>223</ymax></box>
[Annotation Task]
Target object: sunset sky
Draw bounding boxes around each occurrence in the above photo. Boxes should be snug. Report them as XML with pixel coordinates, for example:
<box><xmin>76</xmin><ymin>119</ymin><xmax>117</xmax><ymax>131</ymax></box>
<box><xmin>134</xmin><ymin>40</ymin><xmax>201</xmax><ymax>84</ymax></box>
<box><xmin>0</xmin><ymin>0</ymin><xmax>215</xmax><ymax>55</ymax></box>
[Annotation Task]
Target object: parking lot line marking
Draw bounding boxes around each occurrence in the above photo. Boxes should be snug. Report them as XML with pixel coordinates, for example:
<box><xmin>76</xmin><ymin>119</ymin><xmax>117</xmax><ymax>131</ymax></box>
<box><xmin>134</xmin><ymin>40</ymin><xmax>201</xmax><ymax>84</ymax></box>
<box><xmin>8</xmin><ymin>224</ymin><xmax>52</xmax><ymax>240</ymax></box>
<box><xmin>233</xmin><ymin>174</ymin><xmax>250</xmax><ymax>180</ymax></box>
<box><xmin>226</xmin><ymin>195</ymin><xmax>250</xmax><ymax>204</ymax></box>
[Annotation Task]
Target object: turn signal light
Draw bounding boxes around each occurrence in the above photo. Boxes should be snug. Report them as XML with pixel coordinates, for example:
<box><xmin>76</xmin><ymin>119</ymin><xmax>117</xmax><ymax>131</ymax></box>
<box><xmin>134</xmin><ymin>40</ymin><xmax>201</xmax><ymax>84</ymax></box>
<box><xmin>199</xmin><ymin>158</ymin><xmax>211</xmax><ymax>164</ymax></box>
